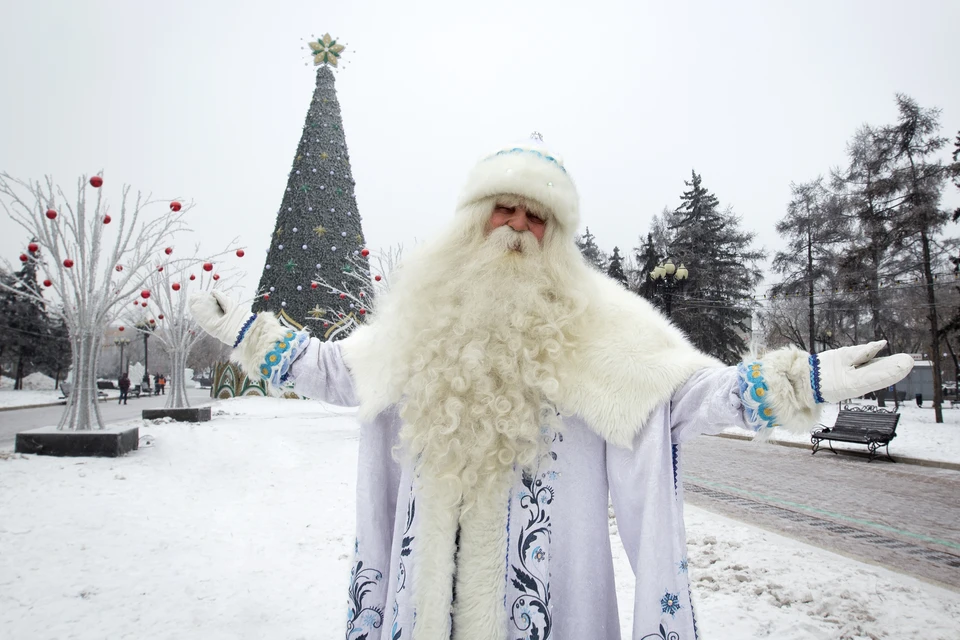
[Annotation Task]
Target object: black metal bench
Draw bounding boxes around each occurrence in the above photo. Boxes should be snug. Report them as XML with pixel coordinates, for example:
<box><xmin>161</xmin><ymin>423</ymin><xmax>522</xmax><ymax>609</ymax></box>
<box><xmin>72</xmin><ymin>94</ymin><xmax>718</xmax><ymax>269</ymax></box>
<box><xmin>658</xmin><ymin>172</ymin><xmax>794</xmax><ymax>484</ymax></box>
<box><xmin>811</xmin><ymin>405</ymin><xmax>900</xmax><ymax>462</ymax></box>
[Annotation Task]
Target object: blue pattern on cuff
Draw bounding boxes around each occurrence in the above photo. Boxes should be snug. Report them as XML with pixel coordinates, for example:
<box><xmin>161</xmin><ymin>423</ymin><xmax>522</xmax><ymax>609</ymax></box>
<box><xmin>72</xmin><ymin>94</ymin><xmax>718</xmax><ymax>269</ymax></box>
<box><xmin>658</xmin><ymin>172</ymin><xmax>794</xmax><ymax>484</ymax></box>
<box><xmin>258</xmin><ymin>330</ymin><xmax>310</xmax><ymax>386</ymax></box>
<box><xmin>809</xmin><ymin>354</ymin><xmax>826</xmax><ymax>404</ymax></box>
<box><xmin>737</xmin><ymin>361</ymin><xmax>778</xmax><ymax>430</ymax></box>
<box><xmin>233</xmin><ymin>314</ymin><xmax>258</xmax><ymax>349</ymax></box>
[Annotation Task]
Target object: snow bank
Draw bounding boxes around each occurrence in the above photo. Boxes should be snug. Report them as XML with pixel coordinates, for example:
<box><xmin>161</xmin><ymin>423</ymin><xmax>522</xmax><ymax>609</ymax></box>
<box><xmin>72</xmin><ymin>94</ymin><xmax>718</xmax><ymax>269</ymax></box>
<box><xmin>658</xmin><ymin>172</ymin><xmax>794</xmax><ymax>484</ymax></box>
<box><xmin>1</xmin><ymin>397</ymin><xmax>957</xmax><ymax>639</ymax></box>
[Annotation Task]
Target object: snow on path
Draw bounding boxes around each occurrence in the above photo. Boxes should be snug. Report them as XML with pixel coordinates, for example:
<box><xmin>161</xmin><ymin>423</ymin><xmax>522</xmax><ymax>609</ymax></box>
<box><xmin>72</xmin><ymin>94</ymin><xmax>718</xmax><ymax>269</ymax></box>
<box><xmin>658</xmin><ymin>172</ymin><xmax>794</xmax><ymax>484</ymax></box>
<box><xmin>0</xmin><ymin>397</ymin><xmax>957</xmax><ymax>639</ymax></box>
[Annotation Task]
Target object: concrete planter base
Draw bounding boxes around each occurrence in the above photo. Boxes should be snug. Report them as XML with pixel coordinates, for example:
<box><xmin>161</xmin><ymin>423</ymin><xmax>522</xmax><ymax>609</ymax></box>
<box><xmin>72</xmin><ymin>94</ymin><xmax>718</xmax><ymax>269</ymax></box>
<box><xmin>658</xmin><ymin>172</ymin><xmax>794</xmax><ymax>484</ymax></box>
<box><xmin>15</xmin><ymin>425</ymin><xmax>139</xmax><ymax>457</ymax></box>
<box><xmin>141</xmin><ymin>406</ymin><xmax>212</xmax><ymax>422</ymax></box>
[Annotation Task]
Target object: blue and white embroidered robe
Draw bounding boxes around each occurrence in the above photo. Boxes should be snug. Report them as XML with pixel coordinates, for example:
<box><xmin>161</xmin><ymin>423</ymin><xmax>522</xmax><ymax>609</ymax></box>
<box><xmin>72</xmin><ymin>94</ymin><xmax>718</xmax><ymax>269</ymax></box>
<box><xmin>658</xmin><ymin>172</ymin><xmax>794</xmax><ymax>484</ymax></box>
<box><xmin>289</xmin><ymin>339</ymin><xmax>761</xmax><ymax>640</ymax></box>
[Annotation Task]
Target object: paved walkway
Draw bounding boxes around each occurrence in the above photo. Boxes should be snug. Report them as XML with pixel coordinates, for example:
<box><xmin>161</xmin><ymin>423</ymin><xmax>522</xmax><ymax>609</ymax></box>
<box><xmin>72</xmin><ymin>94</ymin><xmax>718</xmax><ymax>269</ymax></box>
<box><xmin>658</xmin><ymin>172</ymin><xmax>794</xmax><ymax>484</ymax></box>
<box><xmin>682</xmin><ymin>435</ymin><xmax>960</xmax><ymax>590</ymax></box>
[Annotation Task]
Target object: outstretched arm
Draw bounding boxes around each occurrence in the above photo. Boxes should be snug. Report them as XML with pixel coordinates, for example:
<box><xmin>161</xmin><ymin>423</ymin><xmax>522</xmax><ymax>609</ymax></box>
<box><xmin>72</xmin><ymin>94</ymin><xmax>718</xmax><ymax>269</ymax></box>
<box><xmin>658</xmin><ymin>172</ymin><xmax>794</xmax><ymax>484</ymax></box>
<box><xmin>670</xmin><ymin>340</ymin><xmax>914</xmax><ymax>444</ymax></box>
<box><xmin>189</xmin><ymin>291</ymin><xmax>358</xmax><ymax>406</ymax></box>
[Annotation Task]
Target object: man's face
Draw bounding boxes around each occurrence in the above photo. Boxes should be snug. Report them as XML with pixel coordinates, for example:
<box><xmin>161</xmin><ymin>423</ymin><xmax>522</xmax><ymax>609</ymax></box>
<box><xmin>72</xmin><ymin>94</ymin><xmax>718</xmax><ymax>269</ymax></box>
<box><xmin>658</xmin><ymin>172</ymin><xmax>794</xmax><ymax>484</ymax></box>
<box><xmin>485</xmin><ymin>202</ymin><xmax>547</xmax><ymax>244</ymax></box>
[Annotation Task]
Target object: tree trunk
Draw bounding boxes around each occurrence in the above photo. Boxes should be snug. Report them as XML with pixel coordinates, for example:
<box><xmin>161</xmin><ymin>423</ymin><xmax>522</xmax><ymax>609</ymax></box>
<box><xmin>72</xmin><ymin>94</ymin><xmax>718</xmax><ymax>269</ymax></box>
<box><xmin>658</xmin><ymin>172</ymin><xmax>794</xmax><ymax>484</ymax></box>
<box><xmin>165</xmin><ymin>348</ymin><xmax>191</xmax><ymax>409</ymax></box>
<box><xmin>921</xmin><ymin>229</ymin><xmax>944</xmax><ymax>423</ymax></box>
<box><xmin>807</xmin><ymin>228</ymin><xmax>815</xmax><ymax>353</ymax></box>
<box><xmin>14</xmin><ymin>351</ymin><xmax>24</xmax><ymax>390</ymax></box>
<box><xmin>59</xmin><ymin>329</ymin><xmax>106</xmax><ymax>431</ymax></box>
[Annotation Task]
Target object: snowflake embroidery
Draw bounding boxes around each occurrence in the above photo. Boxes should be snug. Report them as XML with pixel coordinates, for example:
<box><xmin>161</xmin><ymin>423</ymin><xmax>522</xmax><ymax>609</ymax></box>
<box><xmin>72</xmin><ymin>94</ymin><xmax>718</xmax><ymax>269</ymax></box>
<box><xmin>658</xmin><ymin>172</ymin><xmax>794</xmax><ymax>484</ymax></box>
<box><xmin>661</xmin><ymin>591</ymin><xmax>681</xmax><ymax>617</ymax></box>
<box><xmin>678</xmin><ymin>558</ymin><xmax>688</xmax><ymax>574</ymax></box>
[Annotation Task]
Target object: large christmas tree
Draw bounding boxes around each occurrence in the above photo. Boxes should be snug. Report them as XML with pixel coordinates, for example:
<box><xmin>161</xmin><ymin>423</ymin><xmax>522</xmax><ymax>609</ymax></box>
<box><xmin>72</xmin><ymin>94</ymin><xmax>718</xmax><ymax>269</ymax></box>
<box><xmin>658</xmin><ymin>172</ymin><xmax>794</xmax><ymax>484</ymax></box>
<box><xmin>253</xmin><ymin>34</ymin><xmax>369</xmax><ymax>338</ymax></box>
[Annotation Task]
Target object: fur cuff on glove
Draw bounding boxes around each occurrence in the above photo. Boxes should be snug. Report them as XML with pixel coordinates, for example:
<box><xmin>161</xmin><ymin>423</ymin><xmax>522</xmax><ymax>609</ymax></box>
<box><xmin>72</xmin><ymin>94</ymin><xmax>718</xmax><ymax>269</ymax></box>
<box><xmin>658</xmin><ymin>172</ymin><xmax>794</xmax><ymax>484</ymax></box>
<box><xmin>754</xmin><ymin>346</ymin><xmax>822</xmax><ymax>437</ymax></box>
<box><xmin>230</xmin><ymin>312</ymin><xmax>295</xmax><ymax>383</ymax></box>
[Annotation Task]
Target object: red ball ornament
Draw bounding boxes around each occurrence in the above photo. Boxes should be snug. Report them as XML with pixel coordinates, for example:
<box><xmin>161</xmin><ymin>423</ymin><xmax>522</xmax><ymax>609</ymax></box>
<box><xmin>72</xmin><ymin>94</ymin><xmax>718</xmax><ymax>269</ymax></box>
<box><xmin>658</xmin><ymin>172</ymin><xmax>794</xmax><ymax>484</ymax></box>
<box><xmin>19</xmin><ymin>253</ymin><xmax>28</xmax><ymax>262</ymax></box>
<box><xmin>213</xmin><ymin>274</ymin><xmax>220</xmax><ymax>281</ymax></box>
<box><xmin>165</xmin><ymin>247</ymin><xmax>173</xmax><ymax>255</ymax></box>
<box><xmin>236</xmin><ymin>249</ymin><xmax>245</xmax><ymax>258</ymax></box>
<box><xmin>361</xmin><ymin>248</ymin><xmax>370</xmax><ymax>257</ymax></box>
<box><xmin>169</xmin><ymin>201</ymin><xmax>182</xmax><ymax>212</ymax></box>
<box><xmin>149</xmin><ymin>319</ymin><xmax>156</xmax><ymax>325</ymax></box>
<box><xmin>338</xmin><ymin>313</ymin><xmax>344</xmax><ymax>318</ymax></box>
<box><xmin>119</xmin><ymin>326</ymin><xmax>125</xmax><ymax>331</ymax></box>
<box><xmin>133</xmin><ymin>300</ymin><xmax>139</xmax><ymax>306</ymax></box>
<box><xmin>141</xmin><ymin>302</ymin><xmax>148</xmax><ymax>307</ymax></box>
<box><xmin>311</xmin><ymin>282</ymin><xmax>318</xmax><ymax>289</ymax></box>
<box><xmin>103</xmin><ymin>215</ymin><xmax>111</xmax><ymax>224</ymax></box>
<box><xmin>202</xmin><ymin>263</ymin><xmax>213</xmax><ymax>272</ymax></box>
<box><xmin>28</xmin><ymin>242</ymin><xmax>39</xmax><ymax>252</ymax></box>
<box><xmin>45</xmin><ymin>209</ymin><xmax>57</xmax><ymax>220</ymax></box>
<box><xmin>339</xmin><ymin>293</ymin><xmax>346</xmax><ymax>299</ymax></box>
<box><xmin>63</xmin><ymin>259</ymin><xmax>74</xmax><ymax>268</ymax></box>
<box><xmin>158</xmin><ymin>314</ymin><xmax>164</xmax><ymax>320</ymax></box>
<box><xmin>140</xmin><ymin>290</ymin><xmax>151</xmax><ymax>299</ymax></box>
<box><xmin>89</xmin><ymin>176</ymin><xmax>103</xmax><ymax>188</ymax></box>
<box><xmin>43</xmin><ymin>279</ymin><xmax>52</xmax><ymax>287</ymax></box>
<box><xmin>157</xmin><ymin>266</ymin><xmax>164</xmax><ymax>272</ymax></box>
<box><xmin>374</xmin><ymin>275</ymin><xmax>382</xmax><ymax>282</ymax></box>
<box><xmin>189</xmin><ymin>274</ymin><xmax>196</xmax><ymax>281</ymax></box>
<box><xmin>115</xmin><ymin>264</ymin><xmax>123</xmax><ymax>272</ymax></box>
<box><xmin>359</xmin><ymin>291</ymin><xmax>365</xmax><ymax>298</ymax></box>
<box><xmin>359</xmin><ymin>308</ymin><xmax>366</xmax><ymax>315</ymax></box>
<box><xmin>324</xmin><ymin>322</ymin><xmax>330</xmax><ymax>328</ymax></box>
<box><xmin>172</xmin><ymin>283</ymin><xmax>181</xmax><ymax>291</ymax></box>
<box><xmin>263</xmin><ymin>294</ymin><xmax>270</xmax><ymax>300</ymax></box>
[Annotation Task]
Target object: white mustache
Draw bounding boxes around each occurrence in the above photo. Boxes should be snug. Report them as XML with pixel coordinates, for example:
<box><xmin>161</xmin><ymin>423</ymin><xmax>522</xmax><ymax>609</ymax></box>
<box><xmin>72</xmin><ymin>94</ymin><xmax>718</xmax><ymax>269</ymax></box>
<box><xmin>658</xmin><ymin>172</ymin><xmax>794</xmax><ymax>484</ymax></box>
<box><xmin>487</xmin><ymin>226</ymin><xmax>538</xmax><ymax>254</ymax></box>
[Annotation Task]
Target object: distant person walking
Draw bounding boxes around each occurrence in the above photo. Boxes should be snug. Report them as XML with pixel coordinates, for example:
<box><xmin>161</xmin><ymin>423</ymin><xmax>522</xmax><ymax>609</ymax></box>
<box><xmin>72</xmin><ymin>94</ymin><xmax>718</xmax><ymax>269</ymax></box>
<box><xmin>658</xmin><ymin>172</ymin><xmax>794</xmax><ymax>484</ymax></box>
<box><xmin>118</xmin><ymin>373</ymin><xmax>130</xmax><ymax>405</ymax></box>
<box><xmin>158</xmin><ymin>374</ymin><xmax>166</xmax><ymax>395</ymax></box>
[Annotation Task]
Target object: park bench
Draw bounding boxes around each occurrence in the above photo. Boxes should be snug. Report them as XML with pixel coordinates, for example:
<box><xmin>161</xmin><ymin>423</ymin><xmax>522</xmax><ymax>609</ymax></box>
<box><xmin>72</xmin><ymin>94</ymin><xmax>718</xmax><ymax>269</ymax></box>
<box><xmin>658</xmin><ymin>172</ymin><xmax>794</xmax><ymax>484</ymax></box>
<box><xmin>811</xmin><ymin>405</ymin><xmax>900</xmax><ymax>463</ymax></box>
<box><xmin>58</xmin><ymin>382</ymin><xmax>109</xmax><ymax>403</ymax></box>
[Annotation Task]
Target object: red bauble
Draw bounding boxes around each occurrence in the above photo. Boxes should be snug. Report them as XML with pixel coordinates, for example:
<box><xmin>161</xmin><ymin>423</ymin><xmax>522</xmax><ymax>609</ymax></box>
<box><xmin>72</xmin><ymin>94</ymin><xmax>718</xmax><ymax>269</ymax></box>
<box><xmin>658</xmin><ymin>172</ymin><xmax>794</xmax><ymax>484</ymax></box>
<box><xmin>103</xmin><ymin>215</ymin><xmax>111</xmax><ymax>224</ymax></box>
<box><xmin>28</xmin><ymin>242</ymin><xmax>39</xmax><ymax>252</ymax></box>
<box><xmin>115</xmin><ymin>264</ymin><xmax>123</xmax><ymax>272</ymax></box>
<box><xmin>169</xmin><ymin>201</ymin><xmax>182</xmax><ymax>212</ymax></box>
<box><xmin>338</xmin><ymin>313</ymin><xmax>344</xmax><ymax>318</ymax></box>
<box><xmin>374</xmin><ymin>275</ymin><xmax>382</xmax><ymax>282</ymax></box>
<box><xmin>42</xmin><ymin>279</ymin><xmax>52</xmax><ymax>287</ymax></box>
<box><xmin>158</xmin><ymin>314</ymin><xmax>164</xmax><ymax>320</ymax></box>
<box><xmin>359</xmin><ymin>291</ymin><xmax>365</xmax><ymax>298</ymax></box>
<box><xmin>89</xmin><ymin>176</ymin><xmax>103</xmax><ymax>188</ymax></box>
<box><xmin>157</xmin><ymin>266</ymin><xmax>164</xmax><ymax>272</ymax></box>
<box><xmin>202</xmin><ymin>262</ymin><xmax>213</xmax><ymax>272</ymax></box>
<box><xmin>63</xmin><ymin>259</ymin><xmax>74</xmax><ymax>268</ymax></box>
<box><xmin>19</xmin><ymin>253</ymin><xmax>28</xmax><ymax>262</ymax></box>
<box><xmin>45</xmin><ymin>209</ymin><xmax>57</xmax><ymax>220</ymax></box>
<box><xmin>236</xmin><ymin>249</ymin><xmax>245</xmax><ymax>257</ymax></box>
<box><xmin>165</xmin><ymin>247</ymin><xmax>173</xmax><ymax>255</ymax></box>
<box><xmin>213</xmin><ymin>274</ymin><xmax>220</xmax><ymax>281</ymax></box>
<box><xmin>141</xmin><ymin>302</ymin><xmax>148</xmax><ymax>307</ymax></box>
<box><xmin>189</xmin><ymin>274</ymin><xmax>196</xmax><ymax>281</ymax></box>
<box><xmin>311</xmin><ymin>282</ymin><xmax>318</xmax><ymax>289</ymax></box>
<box><xmin>339</xmin><ymin>293</ymin><xmax>346</xmax><ymax>299</ymax></box>
<box><xmin>324</xmin><ymin>322</ymin><xmax>330</xmax><ymax>328</ymax></box>
<box><xmin>361</xmin><ymin>248</ymin><xmax>370</xmax><ymax>257</ymax></box>
<box><xmin>263</xmin><ymin>294</ymin><xmax>270</xmax><ymax>300</ymax></box>
<box><xmin>133</xmin><ymin>300</ymin><xmax>139</xmax><ymax>306</ymax></box>
<box><xmin>359</xmin><ymin>309</ymin><xmax>367</xmax><ymax>315</ymax></box>
<box><xmin>172</xmin><ymin>283</ymin><xmax>181</xmax><ymax>291</ymax></box>
<box><xmin>140</xmin><ymin>290</ymin><xmax>151</xmax><ymax>299</ymax></box>
<box><xmin>149</xmin><ymin>319</ymin><xmax>156</xmax><ymax>324</ymax></box>
<box><xmin>119</xmin><ymin>326</ymin><xmax>125</xmax><ymax>331</ymax></box>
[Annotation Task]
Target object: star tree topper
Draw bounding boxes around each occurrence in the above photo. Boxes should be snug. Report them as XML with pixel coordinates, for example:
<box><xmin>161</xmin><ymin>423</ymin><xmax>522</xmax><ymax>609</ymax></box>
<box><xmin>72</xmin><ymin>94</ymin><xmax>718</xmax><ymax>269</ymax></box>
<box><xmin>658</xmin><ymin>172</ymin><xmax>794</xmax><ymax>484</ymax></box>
<box><xmin>309</xmin><ymin>34</ymin><xmax>346</xmax><ymax>67</ymax></box>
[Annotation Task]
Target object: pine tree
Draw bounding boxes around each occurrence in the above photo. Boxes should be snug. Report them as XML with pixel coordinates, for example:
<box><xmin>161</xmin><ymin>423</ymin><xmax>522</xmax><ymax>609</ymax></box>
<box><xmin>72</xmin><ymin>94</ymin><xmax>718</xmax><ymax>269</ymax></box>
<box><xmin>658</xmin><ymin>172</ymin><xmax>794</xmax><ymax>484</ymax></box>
<box><xmin>253</xmin><ymin>35</ymin><xmax>369</xmax><ymax>339</ymax></box>
<box><xmin>606</xmin><ymin>246</ymin><xmax>627</xmax><ymax>286</ymax></box>
<box><xmin>770</xmin><ymin>178</ymin><xmax>848</xmax><ymax>352</ymax></box>
<box><xmin>634</xmin><ymin>233</ymin><xmax>660</xmax><ymax>300</ymax></box>
<box><xmin>668</xmin><ymin>171</ymin><xmax>764</xmax><ymax>363</ymax></box>
<box><xmin>575</xmin><ymin>227</ymin><xmax>607</xmax><ymax>271</ymax></box>
<box><xmin>2</xmin><ymin>243</ymin><xmax>47</xmax><ymax>389</ymax></box>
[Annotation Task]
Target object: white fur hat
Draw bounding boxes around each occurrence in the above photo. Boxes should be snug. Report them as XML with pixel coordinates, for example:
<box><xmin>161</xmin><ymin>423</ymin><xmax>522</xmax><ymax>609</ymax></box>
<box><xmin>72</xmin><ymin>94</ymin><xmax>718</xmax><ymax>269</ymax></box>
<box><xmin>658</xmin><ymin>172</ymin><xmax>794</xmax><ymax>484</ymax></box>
<box><xmin>456</xmin><ymin>134</ymin><xmax>580</xmax><ymax>237</ymax></box>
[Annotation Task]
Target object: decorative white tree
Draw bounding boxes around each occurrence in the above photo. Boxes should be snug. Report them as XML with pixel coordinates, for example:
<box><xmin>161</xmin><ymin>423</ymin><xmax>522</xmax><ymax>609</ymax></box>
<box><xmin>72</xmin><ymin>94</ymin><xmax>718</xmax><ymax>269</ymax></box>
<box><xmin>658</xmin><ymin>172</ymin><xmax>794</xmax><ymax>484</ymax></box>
<box><xmin>309</xmin><ymin>244</ymin><xmax>402</xmax><ymax>340</ymax></box>
<box><xmin>122</xmin><ymin>247</ymin><xmax>240</xmax><ymax>409</ymax></box>
<box><xmin>0</xmin><ymin>172</ymin><xmax>193</xmax><ymax>430</ymax></box>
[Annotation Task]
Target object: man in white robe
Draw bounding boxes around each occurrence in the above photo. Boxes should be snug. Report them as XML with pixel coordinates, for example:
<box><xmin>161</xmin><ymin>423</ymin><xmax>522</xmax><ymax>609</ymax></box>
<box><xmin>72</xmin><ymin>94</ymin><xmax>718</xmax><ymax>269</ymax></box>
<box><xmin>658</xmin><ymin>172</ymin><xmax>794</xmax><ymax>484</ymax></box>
<box><xmin>191</xmin><ymin>138</ymin><xmax>913</xmax><ymax>640</ymax></box>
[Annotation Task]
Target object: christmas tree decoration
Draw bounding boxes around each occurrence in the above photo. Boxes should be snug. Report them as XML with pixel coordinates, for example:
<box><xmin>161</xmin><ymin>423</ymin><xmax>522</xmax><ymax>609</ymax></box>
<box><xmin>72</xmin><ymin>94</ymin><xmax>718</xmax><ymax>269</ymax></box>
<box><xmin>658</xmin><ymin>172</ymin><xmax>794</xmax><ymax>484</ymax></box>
<box><xmin>43</xmin><ymin>279</ymin><xmax>52</xmax><ymax>287</ymax></box>
<box><xmin>140</xmin><ymin>290</ymin><xmax>151</xmax><ymax>299</ymax></box>
<box><xmin>236</xmin><ymin>249</ymin><xmax>245</xmax><ymax>257</ymax></box>
<box><xmin>119</xmin><ymin>326</ymin><xmax>125</xmax><ymax>331</ymax></box>
<box><xmin>165</xmin><ymin>247</ymin><xmax>173</xmax><ymax>255</ymax></box>
<box><xmin>28</xmin><ymin>242</ymin><xmax>39</xmax><ymax>252</ymax></box>
<box><xmin>361</xmin><ymin>248</ymin><xmax>369</xmax><ymax>257</ymax></box>
<box><xmin>19</xmin><ymin>253</ymin><xmax>28</xmax><ymax>262</ymax></box>
<box><xmin>115</xmin><ymin>265</ymin><xmax>123</xmax><ymax>272</ymax></box>
<box><xmin>203</xmin><ymin>263</ymin><xmax>213</xmax><ymax>271</ymax></box>
<box><xmin>213</xmin><ymin>274</ymin><xmax>220</xmax><ymax>281</ymax></box>
<box><xmin>45</xmin><ymin>209</ymin><xmax>57</xmax><ymax>220</ymax></box>
<box><xmin>169</xmin><ymin>201</ymin><xmax>182</xmax><ymax>212</ymax></box>
<box><xmin>189</xmin><ymin>274</ymin><xmax>196</xmax><ymax>280</ymax></box>
<box><xmin>172</xmin><ymin>282</ymin><xmax>181</xmax><ymax>291</ymax></box>
<box><xmin>375</xmin><ymin>275</ymin><xmax>382</xmax><ymax>282</ymax></box>
<box><xmin>158</xmin><ymin>266</ymin><xmax>164</xmax><ymax>272</ymax></box>
<box><xmin>103</xmin><ymin>215</ymin><xmax>111</xmax><ymax>224</ymax></box>
<box><xmin>158</xmin><ymin>314</ymin><xmax>164</xmax><ymax>320</ymax></box>
<box><xmin>63</xmin><ymin>259</ymin><xmax>74</xmax><ymax>268</ymax></box>
<box><xmin>253</xmin><ymin>38</ymin><xmax>369</xmax><ymax>334</ymax></box>
<box><xmin>89</xmin><ymin>176</ymin><xmax>103</xmax><ymax>188</ymax></box>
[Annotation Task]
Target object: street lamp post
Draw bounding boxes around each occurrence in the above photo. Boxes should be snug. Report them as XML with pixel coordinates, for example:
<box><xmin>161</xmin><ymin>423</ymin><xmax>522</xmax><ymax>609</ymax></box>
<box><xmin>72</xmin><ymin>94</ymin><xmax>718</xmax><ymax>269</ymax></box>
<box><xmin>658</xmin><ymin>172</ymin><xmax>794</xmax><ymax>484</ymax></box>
<box><xmin>114</xmin><ymin>337</ymin><xmax>130</xmax><ymax>376</ymax></box>
<box><xmin>817</xmin><ymin>330</ymin><xmax>833</xmax><ymax>353</ymax></box>
<box><xmin>136</xmin><ymin>322</ymin><xmax>154</xmax><ymax>391</ymax></box>
<box><xmin>649</xmin><ymin>258</ymin><xmax>690</xmax><ymax>317</ymax></box>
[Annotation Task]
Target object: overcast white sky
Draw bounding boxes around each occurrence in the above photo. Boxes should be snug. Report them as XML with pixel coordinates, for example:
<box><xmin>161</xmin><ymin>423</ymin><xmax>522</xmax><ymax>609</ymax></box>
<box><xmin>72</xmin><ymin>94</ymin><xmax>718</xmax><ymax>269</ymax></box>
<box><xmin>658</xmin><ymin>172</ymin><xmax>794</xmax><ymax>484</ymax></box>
<box><xmin>1</xmin><ymin>0</ymin><xmax>958</xmax><ymax>297</ymax></box>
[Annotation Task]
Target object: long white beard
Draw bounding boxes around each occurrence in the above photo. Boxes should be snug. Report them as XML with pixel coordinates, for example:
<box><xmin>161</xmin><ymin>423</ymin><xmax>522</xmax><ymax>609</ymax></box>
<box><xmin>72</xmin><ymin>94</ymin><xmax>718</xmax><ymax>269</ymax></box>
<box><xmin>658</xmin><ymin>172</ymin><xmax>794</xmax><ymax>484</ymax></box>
<box><xmin>393</xmin><ymin>224</ymin><xmax>582</xmax><ymax>510</ymax></box>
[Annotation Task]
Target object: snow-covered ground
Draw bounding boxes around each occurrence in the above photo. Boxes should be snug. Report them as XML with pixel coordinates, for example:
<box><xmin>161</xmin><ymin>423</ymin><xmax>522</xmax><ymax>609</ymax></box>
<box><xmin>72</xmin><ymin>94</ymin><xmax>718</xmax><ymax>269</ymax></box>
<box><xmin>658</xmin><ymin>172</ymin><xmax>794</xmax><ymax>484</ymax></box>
<box><xmin>724</xmin><ymin>400</ymin><xmax>960</xmax><ymax>465</ymax></box>
<box><xmin>1</xmin><ymin>397</ymin><xmax>958</xmax><ymax>639</ymax></box>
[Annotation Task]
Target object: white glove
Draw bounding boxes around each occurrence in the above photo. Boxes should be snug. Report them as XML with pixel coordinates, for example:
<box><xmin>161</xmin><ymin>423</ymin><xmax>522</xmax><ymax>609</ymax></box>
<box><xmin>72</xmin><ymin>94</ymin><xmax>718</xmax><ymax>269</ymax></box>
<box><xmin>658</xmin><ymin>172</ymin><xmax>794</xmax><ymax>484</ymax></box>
<box><xmin>188</xmin><ymin>291</ymin><xmax>255</xmax><ymax>347</ymax></box>
<box><xmin>814</xmin><ymin>340</ymin><xmax>914</xmax><ymax>403</ymax></box>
